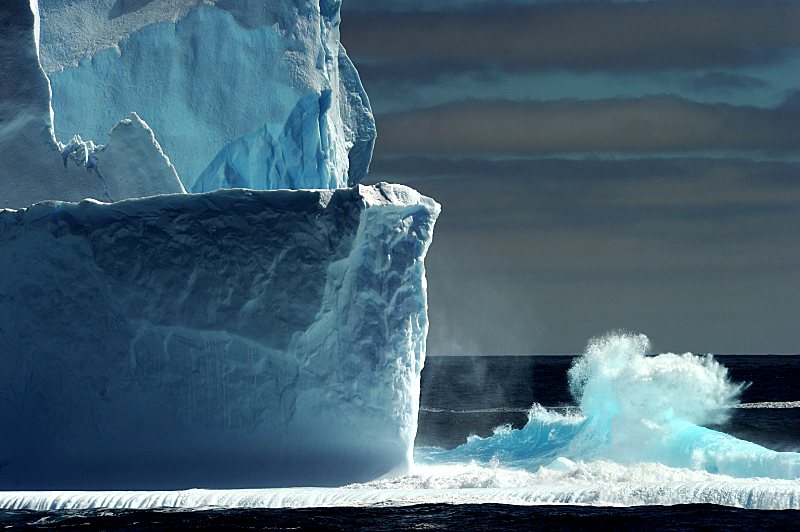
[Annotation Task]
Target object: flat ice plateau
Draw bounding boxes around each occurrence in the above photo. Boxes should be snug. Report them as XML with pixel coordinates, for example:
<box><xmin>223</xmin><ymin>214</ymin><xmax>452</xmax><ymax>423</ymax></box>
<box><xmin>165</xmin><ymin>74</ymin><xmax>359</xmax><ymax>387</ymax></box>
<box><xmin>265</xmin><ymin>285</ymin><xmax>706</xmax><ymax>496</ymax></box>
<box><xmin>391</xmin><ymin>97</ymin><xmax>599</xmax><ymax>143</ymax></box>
<box><xmin>0</xmin><ymin>183</ymin><xmax>439</xmax><ymax>489</ymax></box>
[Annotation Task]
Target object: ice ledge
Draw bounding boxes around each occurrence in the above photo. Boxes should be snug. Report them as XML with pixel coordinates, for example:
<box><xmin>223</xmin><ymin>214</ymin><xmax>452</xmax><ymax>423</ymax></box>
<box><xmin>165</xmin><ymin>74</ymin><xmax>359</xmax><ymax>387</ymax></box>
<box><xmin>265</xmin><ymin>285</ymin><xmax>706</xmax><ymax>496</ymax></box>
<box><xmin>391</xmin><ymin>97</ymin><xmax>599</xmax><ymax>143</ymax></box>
<box><xmin>2</xmin><ymin>182</ymin><xmax>437</xmax><ymax>218</ymax></box>
<box><xmin>356</xmin><ymin>183</ymin><xmax>440</xmax><ymax>213</ymax></box>
<box><xmin>0</xmin><ymin>183</ymin><xmax>439</xmax><ymax>489</ymax></box>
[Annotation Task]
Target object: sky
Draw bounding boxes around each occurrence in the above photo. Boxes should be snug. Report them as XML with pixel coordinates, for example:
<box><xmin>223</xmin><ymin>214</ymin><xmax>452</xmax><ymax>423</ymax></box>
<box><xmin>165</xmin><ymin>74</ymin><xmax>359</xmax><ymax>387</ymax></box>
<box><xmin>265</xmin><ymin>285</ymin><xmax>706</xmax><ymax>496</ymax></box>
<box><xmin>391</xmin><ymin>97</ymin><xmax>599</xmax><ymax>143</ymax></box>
<box><xmin>340</xmin><ymin>0</ymin><xmax>800</xmax><ymax>355</ymax></box>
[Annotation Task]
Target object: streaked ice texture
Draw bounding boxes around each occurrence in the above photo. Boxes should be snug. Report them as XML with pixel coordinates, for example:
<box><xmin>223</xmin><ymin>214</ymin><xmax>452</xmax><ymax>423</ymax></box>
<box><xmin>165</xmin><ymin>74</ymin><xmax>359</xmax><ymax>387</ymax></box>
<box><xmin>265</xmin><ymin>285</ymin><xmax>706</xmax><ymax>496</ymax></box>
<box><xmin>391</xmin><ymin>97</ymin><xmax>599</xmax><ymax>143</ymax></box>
<box><xmin>40</xmin><ymin>0</ymin><xmax>376</xmax><ymax>192</ymax></box>
<box><xmin>0</xmin><ymin>1</ymin><xmax>184</xmax><ymax>209</ymax></box>
<box><xmin>2</xmin><ymin>0</ymin><xmax>431</xmax><ymax>492</ymax></box>
<box><xmin>0</xmin><ymin>183</ymin><xmax>439</xmax><ymax>489</ymax></box>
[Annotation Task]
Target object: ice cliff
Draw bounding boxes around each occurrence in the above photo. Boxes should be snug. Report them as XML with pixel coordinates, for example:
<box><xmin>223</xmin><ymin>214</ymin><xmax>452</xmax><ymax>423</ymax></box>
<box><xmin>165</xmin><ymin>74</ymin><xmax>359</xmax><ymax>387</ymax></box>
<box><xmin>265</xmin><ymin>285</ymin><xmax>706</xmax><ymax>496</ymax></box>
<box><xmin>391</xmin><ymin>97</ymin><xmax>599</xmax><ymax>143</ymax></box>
<box><xmin>39</xmin><ymin>0</ymin><xmax>376</xmax><ymax>193</ymax></box>
<box><xmin>0</xmin><ymin>184</ymin><xmax>439</xmax><ymax>489</ymax></box>
<box><xmin>2</xmin><ymin>0</ymin><xmax>376</xmax><ymax>208</ymax></box>
<box><xmin>0</xmin><ymin>0</ymin><xmax>437</xmax><ymax>490</ymax></box>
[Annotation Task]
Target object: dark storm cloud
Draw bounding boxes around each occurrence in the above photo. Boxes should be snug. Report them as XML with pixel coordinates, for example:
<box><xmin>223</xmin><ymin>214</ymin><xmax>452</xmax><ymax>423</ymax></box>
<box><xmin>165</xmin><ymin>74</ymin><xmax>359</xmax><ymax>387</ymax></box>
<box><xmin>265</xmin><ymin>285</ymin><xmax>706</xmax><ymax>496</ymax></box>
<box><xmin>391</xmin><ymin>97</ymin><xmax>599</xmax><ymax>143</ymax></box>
<box><xmin>375</xmin><ymin>93</ymin><xmax>800</xmax><ymax>156</ymax></box>
<box><xmin>341</xmin><ymin>0</ymin><xmax>800</xmax><ymax>75</ymax></box>
<box><xmin>370</xmin><ymin>156</ymin><xmax>800</xmax><ymax>191</ymax></box>
<box><xmin>344</xmin><ymin>0</ymin><xmax>534</xmax><ymax>12</ymax></box>
<box><xmin>341</xmin><ymin>0</ymin><xmax>800</xmax><ymax>355</ymax></box>
<box><xmin>685</xmin><ymin>72</ymin><xmax>770</xmax><ymax>93</ymax></box>
<box><xmin>367</xmin><ymin>157</ymin><xmax>800</xmax><ymax>231</ymax></box>
<box><xmin>354</xmin><ymin>60</ymin><xmax>505</xmax><ymax>87</ymax></box>
<box><xmin>363</xmin><ymin>157</ymin><xmax>800</xmax><ymax>354</ymax></box>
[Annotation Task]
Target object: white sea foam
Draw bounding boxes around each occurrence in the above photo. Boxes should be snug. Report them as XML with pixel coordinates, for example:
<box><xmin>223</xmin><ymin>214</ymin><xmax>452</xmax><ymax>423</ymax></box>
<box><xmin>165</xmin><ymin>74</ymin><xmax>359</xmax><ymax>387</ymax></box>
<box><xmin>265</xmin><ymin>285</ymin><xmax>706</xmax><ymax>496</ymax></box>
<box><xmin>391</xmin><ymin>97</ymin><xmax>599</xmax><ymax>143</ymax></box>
<box><xmin>3</xmin><ymin>460</ymin><xmax>800</xmax><ymax>511</ymax></box>
<box><xmin>422</xmin><ymin>333</ymin><xmax>800</xmax><ymax>480</ymax></box>
<box><xmin>737</xmin><ymin>401</ymin><xmax>800</xmax><ymax>409</ymax></box>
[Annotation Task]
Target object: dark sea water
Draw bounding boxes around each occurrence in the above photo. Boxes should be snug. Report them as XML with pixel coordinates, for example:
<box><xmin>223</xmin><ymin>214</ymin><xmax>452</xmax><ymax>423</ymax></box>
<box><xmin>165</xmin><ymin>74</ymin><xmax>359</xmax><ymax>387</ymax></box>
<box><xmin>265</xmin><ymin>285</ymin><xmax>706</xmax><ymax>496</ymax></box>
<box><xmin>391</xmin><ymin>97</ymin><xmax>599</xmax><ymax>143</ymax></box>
<box><xmin>3</xmin><ymin>355</ymin><xmax>799</xmax><ymax>530</ymax></box>
<box><xmin>4</xmin><ymin>503</ymin><xmax>800</xmax><ymax>530</ymax></box>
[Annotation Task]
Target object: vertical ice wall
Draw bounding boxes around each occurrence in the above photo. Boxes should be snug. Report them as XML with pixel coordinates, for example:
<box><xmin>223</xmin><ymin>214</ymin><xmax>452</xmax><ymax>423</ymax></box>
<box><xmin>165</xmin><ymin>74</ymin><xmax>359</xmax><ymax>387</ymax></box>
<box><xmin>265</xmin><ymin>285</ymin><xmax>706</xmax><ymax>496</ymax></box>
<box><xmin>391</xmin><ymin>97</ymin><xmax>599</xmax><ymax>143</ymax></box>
<box><xmin>38</xmin><ymin>0</ymin><xmax>377</xmax><ymax>192</ymax></box>
<box><xmin>0</xmin><ymin>184</ymin><xmax>439</xmax><ymax>489</ymax></box>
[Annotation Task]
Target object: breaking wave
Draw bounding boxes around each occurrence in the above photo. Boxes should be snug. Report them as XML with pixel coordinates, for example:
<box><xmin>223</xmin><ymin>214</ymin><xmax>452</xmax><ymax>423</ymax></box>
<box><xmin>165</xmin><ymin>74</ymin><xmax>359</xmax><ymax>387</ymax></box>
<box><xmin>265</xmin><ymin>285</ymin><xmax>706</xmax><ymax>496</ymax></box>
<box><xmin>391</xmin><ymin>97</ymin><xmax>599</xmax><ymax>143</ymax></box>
<box><xmin>419</xmin><ymin>333</ymin><xmax>800</xmax><ymax>481</ymax></box>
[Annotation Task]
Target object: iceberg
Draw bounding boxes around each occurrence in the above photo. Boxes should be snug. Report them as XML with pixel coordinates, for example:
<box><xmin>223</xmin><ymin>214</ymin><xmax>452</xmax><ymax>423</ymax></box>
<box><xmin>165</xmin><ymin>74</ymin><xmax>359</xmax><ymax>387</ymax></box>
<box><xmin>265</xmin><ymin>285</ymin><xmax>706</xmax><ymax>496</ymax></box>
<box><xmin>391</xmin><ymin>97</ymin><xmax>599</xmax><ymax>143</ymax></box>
<box><xmin>0</xmin><ymin>0</ymin><xmax>438</xmax><ymax>490</ymax></box>
<box><xmin>39</xmin><ymin>0</ymin><xmax>377</xmax><ymax>192</ymax></box>
<box><xmin>0</xmin><ymin>183</ymin><xmax>439</xmax><ymax>489</ymax></box>
<box><xmin>0</xmin><ymin>1</ymin><xmax>185</xmax><ymax>210</ymax></box>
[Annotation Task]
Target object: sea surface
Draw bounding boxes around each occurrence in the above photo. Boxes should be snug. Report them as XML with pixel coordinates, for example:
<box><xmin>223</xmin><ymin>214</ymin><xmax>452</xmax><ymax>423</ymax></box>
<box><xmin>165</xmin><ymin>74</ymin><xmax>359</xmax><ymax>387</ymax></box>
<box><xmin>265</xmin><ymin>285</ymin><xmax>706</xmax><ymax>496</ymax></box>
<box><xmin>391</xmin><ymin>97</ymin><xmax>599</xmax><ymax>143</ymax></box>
<box><xmin>3</xmin><ymin>352</ymin><xmax>800</xmax><ymax>530</ymax></box>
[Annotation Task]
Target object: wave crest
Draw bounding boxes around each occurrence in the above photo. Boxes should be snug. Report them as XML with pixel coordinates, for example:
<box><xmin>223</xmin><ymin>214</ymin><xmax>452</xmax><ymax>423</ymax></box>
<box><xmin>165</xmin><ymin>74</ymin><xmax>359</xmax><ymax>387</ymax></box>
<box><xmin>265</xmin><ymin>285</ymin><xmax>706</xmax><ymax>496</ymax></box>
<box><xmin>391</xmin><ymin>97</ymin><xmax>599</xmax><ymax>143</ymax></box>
<box><xmin>421</xmin><ymin>333</ymin><xmax>800</xmax><ymax>480</ymax></box>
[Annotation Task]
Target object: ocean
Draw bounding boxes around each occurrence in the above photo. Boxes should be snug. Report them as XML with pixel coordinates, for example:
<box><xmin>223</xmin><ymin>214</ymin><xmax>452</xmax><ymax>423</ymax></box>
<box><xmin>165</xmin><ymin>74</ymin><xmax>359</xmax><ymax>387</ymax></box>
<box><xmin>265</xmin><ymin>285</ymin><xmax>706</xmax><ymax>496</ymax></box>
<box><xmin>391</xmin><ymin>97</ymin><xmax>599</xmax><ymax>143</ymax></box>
<box><xmin>2</xmin><ymin>347</ymin><xmax>800</xmax><ymax>530</ymax></box>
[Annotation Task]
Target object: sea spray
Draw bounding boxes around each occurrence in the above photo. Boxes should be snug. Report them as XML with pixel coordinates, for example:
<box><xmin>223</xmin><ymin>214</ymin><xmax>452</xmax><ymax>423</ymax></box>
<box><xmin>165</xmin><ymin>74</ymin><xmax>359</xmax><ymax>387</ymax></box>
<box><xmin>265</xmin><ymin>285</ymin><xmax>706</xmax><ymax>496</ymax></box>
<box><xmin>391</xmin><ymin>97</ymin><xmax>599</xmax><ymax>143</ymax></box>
<box><xmin>569</xmin><ymin>332</ymin><xmax>743</xmax><ymax>426</ymax></box>
<box><xmin>419</xmin><ymin>332</ymin><xmax>800</xmax><ymax>479</ymax></box>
